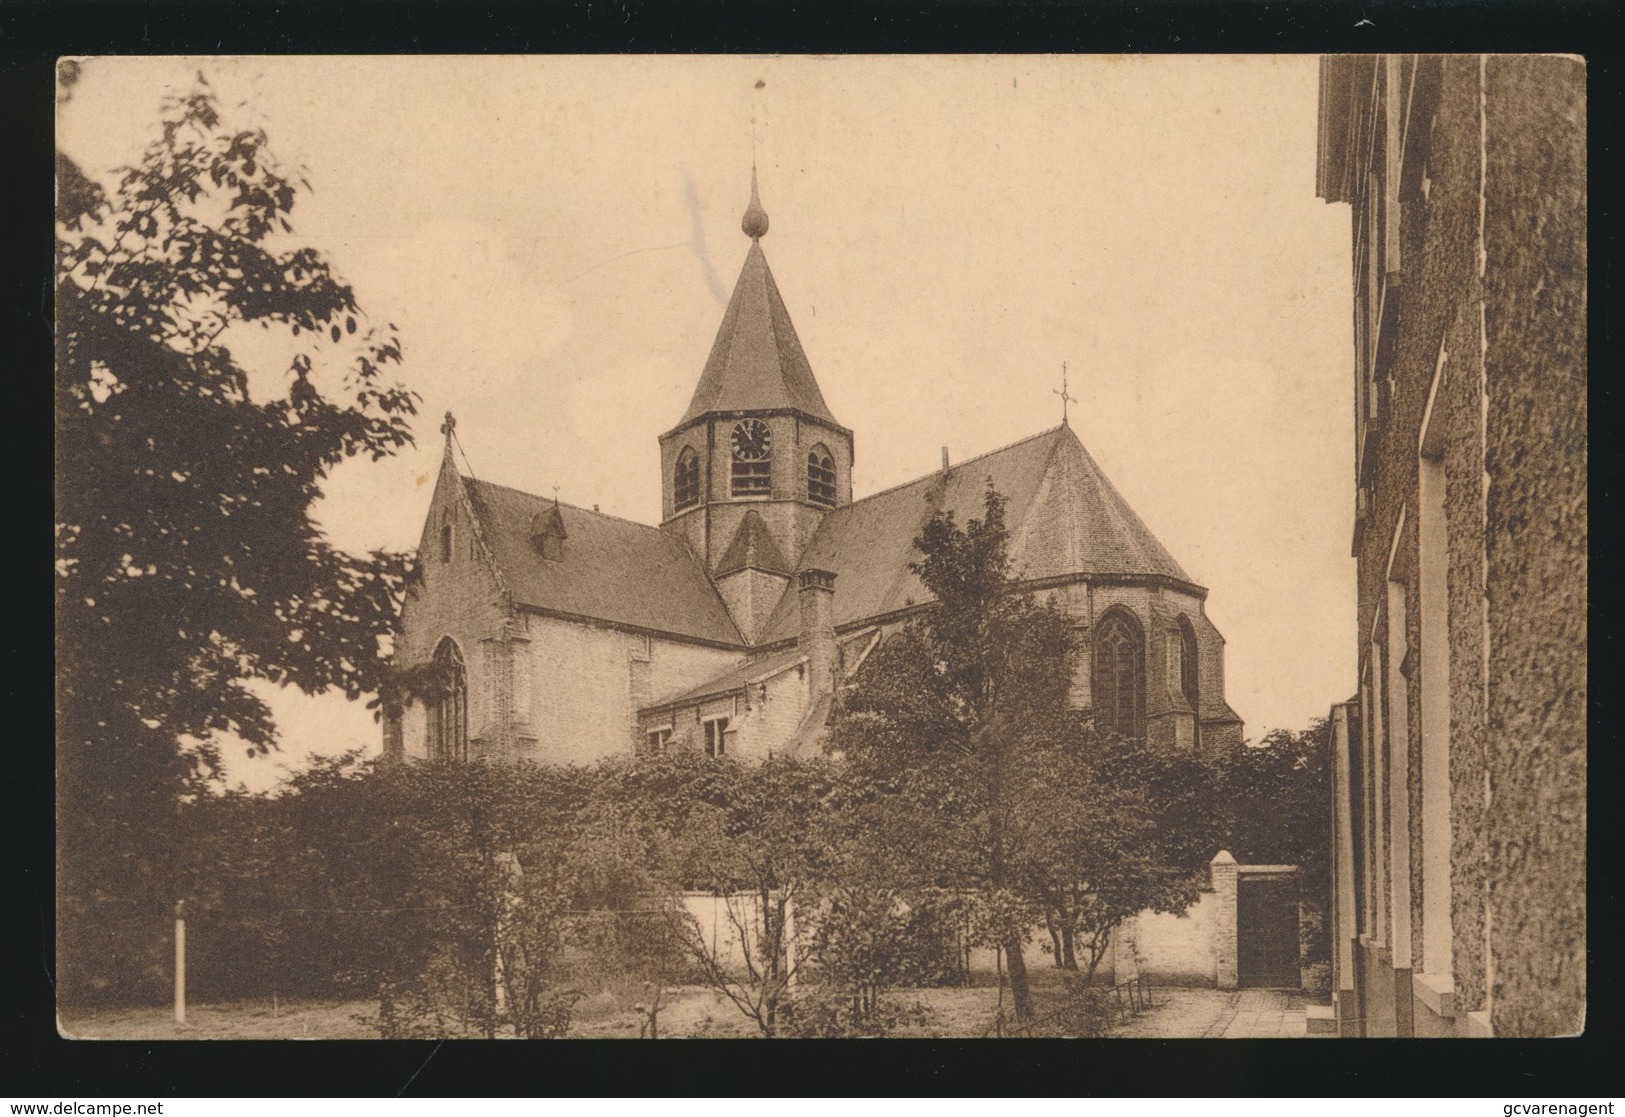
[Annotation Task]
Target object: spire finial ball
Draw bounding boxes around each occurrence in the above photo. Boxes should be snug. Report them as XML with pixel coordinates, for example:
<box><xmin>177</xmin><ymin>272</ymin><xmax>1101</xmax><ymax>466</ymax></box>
<box><xmin>742</xmin><ymin>166</ymin><xmax>770</xmax><ymax>240</ymax></box>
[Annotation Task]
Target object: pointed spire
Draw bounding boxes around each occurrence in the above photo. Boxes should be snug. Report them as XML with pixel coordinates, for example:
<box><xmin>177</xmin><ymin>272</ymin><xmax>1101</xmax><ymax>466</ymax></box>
<box><xmin>742</xmin><ymin>164</ymin><xmax>770</xmax><ymax>240</ymax></box>
<box><xmin>679</xmin><ymin>180</ymin><xmax>840</xmax><ymax>427</ymax></box>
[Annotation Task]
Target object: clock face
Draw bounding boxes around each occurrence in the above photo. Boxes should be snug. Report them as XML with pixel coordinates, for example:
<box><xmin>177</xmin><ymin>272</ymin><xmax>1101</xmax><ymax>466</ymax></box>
<box><xmin>730</xmin><ymin>419</ymin><xmax>772</xmax><ymax>461</ymax></box>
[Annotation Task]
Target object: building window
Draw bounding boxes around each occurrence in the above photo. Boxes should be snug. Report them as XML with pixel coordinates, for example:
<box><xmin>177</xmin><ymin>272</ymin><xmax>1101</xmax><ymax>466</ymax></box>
<box><xmin>1176</xmin><ymin>616</ymin><xmax>1201</xmax><ymax>750</ymax></box>
<box><xmin>730</xmin><ymin>419</ymin><xmax>772</xmax><ymax>496</ymax></box>
<box><xmin>643</xmin><ymin>727</ymin><xmax>672</xmax><ymax>756</ymax></box>
<box><xmin>703</xmin><ymin>716</ymin><xmax>730</xmax><ymax>758</ymax></box>
<box><xmin>430</xmin><ymin>637</ymin><xmax>468</xmax><ymax>762</ymax></box>
<box><xmin>807</xmin><ymin>444</ymin><xmax>837</xmax><ymax>507</ymax></box>
<box><xmin>1092</xmin><ymin>608</ymin><xmax>1145</xmax><ymax>740</ymax></box>
<box><xmin>440</xmin><ymin>514</ymin><xmax>453</xmax><ymax>563</ymax></box>
<box><xmin>674</xmin><ymin>447</ymin><xmax>700</xmax><ymax>511</ymax></box>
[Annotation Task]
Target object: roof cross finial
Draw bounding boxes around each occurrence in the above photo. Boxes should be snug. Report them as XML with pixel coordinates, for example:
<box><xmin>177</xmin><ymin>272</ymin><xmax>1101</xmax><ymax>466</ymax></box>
<box><xmin>552</xmin><ymin>483</ymin><xmax>561</xmax><ymax>507</ymax></box>
<box><xmin>441</xmin><ymin>410</ymin><xmax>456</xmax><ymax>440</ymax></box>
<box><xmin>1053</xmin><ymin>362</ymin><xmax>1076</xmax><ymax>427</ymax></box>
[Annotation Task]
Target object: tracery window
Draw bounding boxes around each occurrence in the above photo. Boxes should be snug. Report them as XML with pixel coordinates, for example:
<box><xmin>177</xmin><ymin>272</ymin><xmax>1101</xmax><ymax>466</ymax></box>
<box><xmin>807</xmin><ymin>444</ymin><xmax>837</xmax><ymax>507</ymax></box>
<box><xmin>429</xmin><ymin>637</ymin><xmax>469</xmax><ymax>762</ymax></box>
<box><xmin>674</xmin><ymin>447</ymin><xmax>700</xmax><ymax>511</ymax></box>
<box><xmin>1092</xmin><ymin>608</ymin><xmax>1145</xmax><ymax>741</ymax></box>
<box><xmin>1177</xmin><ymin>616</ymin><xmax>1201</xmax><ymax>750</ymax></box>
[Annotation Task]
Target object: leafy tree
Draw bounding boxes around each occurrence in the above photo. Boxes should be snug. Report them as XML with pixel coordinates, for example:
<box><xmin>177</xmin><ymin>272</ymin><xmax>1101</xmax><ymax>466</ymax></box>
<box><xmin>1023</xmin><ymin>737</ymin><xmax>1212</xmax><ymax>982</ymax></box>
<box><xmin>55</xmin><ymin>73</ymin><xmax>419</xmax><ymax>997</ymax></box>
<box><xmin>831</xmin><ymin>487</ymin><xmax>1081</xmax><ymax>1022</ymax></box>
<box><xmin>831</xmin><ymin>486</ymin><xmax>1218</xmax><ymax>1023</ymax></box>
<box><xmin>641</xmin><ymin>753</ymin><xmax>837</xmax><ymax>1037</ymax></box>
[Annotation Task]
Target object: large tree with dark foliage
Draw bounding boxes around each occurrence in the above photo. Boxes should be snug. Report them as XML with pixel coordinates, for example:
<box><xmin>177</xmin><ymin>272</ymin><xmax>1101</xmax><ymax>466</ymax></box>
<box><xmin>830</xmin><ymin>488</ymin><xmax>1202</xmax><ymax>1023</ymax></box>
<box><xmin>54</xmin><ymin>73</ymin><xmax>418</xmax><ymax>1000</ymax></box>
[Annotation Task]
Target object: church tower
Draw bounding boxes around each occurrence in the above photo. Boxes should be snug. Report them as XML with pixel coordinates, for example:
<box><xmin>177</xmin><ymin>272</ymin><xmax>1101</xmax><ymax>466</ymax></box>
<box><xmin>659</xmin><ymin>171</ymin><xmax>854</xmax><ymax>642</ymax></box>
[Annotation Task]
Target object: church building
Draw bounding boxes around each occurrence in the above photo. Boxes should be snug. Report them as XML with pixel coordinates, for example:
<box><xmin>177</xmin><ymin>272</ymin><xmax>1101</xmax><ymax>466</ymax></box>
<box><xmin>384</xmin><ymin>175</ymin><xmax>1243</xmax><ymax>768</ymax></box>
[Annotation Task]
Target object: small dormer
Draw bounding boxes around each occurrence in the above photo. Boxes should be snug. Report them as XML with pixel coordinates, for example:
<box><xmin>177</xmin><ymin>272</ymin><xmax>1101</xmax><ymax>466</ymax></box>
<box><xmin>529</xmin><ymin>504</ymin><xmax>567</xmax><ymax>561</ymax></box>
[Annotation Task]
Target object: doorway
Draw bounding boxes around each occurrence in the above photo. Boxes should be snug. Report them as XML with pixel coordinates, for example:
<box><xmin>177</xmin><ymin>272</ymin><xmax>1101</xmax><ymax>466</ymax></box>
<box><xmin>1237</xmin><ymin>874</ymin><xmax>1301</xmax><ymax>988</ymax></box>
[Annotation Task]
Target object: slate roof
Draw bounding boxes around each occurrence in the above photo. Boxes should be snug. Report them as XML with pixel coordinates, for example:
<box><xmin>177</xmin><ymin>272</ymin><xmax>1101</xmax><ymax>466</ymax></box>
<box><xmin>677</xmin><ymin>241</ymin><xmax>842</xmax><ymax>428</ymax></box>
<box><xmin>753</xmin><ymin>424</ymin><xmax>1195</xmax><ymax>646</ymax></box>
<box><xmin>460</xmin><ymin>477</ymin><xmax>744</xmax><ymax>647</ymax></box>
<box><xmin>715</xmin><ymin>509</ymin><xmax>792</xmax><ymax>576</ymax></box>
<box><xmin>649</xmin><ymin>644</ymin><xmax>808</xmax><ymax>710</ymax></box>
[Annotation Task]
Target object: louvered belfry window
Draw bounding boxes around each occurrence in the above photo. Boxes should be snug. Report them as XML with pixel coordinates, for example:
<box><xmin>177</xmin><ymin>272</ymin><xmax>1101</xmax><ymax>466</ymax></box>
<box><xmin>674</xmin><ymin>448</ymin><xmax>700</xmax><ymax>511</ymax></box>
<box><xmin>1092</xmin><ymin>609</ymin><xmax>1145</xmax><ymax>741</ymax></box>
<box><xmin>807</xmin><ymin>445</ymin><xmax>837</xmax><ymax>507</ymax></box>
<box><xmin>730</xmin><ymin>419</ymin><xmax>772</xmax><ymax>496</ymax></box>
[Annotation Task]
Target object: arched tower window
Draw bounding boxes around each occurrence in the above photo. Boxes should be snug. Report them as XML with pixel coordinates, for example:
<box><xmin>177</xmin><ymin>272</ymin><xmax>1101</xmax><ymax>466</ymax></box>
<box><xmin>1177</xmin><ymin>615</ymin><xmax>1201</xmax><ymax>750</ymax></box>
<box><xmin>439</xmin><ymin>509</ymin><xmax>453</xmax><ymax>563</ymax></box>
<box><xmin>1093</xmin><ymin>608</ymin><xmax>1145</xmax><ymax>741</ymax></box>
<box><xmin>730</xmin><ymin>418</ymin><xmax>772</xmax><ymax>496</ymax></box>
<box><xmin>674</xmin><ymin>447</ymin><xmax>700</xmax><ymax>511</ymax></box>
<box><xmin>807</xmin><ymin>444</ymin><xmax>837</xmax><ymax>507</ymax></box>
<box><xmin>430</xmin><ymin>637</ymin><xmax>468</xmax><ymax>762</ymax></box>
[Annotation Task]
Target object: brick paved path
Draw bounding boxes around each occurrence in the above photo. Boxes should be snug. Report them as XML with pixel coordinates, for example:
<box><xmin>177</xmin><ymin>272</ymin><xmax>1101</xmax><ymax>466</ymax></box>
<box><xmin>1215</xmin><ymin>989</ymin><xmax>1310</xmax><ymax>1037</ymax></box>
<box><xmin>1111</xmin><ymin>987</ymin><xmax>1315</xmax><ymax>1038</ymax></box>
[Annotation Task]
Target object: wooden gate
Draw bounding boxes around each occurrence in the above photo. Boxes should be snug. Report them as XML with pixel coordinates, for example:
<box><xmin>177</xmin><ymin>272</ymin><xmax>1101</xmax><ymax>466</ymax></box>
<box><xmin>1237</xmin><ymin>874</ymin><xmax>1300</xmax><ymax>988</ymax></box>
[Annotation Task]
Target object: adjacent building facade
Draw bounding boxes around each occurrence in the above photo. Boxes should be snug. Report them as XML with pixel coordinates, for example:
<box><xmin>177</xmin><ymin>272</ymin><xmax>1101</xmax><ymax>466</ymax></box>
<box><xmin>386</xmin><ymin>173</ymin><xmax>1243</xmax><ymax>777</ymax></box>
<box><xmin>1316</xmin><ymin>55</ymin><xmax>1585</xmax><ymax>1037</ymax></box>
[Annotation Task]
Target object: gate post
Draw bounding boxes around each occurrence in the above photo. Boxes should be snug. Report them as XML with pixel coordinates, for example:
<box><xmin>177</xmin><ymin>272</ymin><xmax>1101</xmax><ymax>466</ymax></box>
<box><xmin>1211</xmin><ymin>851</ymin><xmax>1238</xmax><ymax>990</ymax></box>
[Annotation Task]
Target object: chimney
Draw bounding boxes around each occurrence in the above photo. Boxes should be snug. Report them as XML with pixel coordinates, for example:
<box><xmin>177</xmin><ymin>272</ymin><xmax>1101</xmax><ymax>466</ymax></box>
<box><xmin>797</xmin><ymin>568</ymin><xmax>838</xmax><ymax>699</ymax></box>
<box><xmin>941</xmin><ymin>446</ymin><xmax>950</xmax><ymax>475</ymax></box>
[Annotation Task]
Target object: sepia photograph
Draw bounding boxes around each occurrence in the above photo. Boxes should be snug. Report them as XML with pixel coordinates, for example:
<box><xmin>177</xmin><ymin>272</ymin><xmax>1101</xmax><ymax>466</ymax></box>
<box><xmin>53</xmin><ymin>53</ymin><xmax>1585</xmax><ymax>1042</ymax></box>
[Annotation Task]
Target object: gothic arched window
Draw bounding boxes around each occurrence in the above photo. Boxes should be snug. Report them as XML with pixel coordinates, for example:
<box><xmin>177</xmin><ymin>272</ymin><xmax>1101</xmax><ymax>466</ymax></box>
<box><xmin>1176</xmin><ymin>615</ymin><xmax>1201</xmax><ymax>750</ymax></box>
<box><xmin>674</xmin><ymin>447</ymin><xmax>700</xmax><ymax>511</ymax></box>
<box><xmin>439</xmin><ymin>510</ymin><xmax>453</xmax><ymax>563</ymax></box>
<box><xmin>1093</xmin><ymin>608</ymin><xmax>1145</xmax><ymax>740</ymax></box>
<box><xmin>807</xmin><ymin>444</ymin><xmax>837</xmax><ymax>507</ymax></box>
<box><xmin>430</xmin><ymin>637</ymin><xmax>468</xmax><ymax>762</ymax></box>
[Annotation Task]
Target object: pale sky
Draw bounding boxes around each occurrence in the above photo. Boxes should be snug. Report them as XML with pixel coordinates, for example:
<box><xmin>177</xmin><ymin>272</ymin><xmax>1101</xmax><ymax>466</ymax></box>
<box><xmin>59</xmin><ymin>55</ymin><xmax>1356</xmax><ymax>792</ymax></box>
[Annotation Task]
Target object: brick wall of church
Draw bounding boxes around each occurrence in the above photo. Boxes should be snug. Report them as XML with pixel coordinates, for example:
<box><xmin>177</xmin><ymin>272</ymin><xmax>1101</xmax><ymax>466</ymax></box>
<box><xmin>1041</xmin><ymin>581</ymin><xmax>1235</xmax><ymax>751</ymax></box>
<box><xmin>642</xmin><ymin>656</ymin><xmax>816</xmax><ymax>764</ymax></box>
<box><xmin>394</xmin><ymin>472</ymin><xmax>512</xmax><ymax>761</ymax></box>
<box><xmin>659</xmin><ymin>412</ymin><xmax>852</xmax><ymax>578</ymax></box>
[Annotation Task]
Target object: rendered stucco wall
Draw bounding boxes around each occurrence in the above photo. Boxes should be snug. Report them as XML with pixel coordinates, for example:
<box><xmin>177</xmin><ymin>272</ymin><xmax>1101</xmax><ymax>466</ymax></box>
<box><xmin>1333</xmin><ymin>55</ymin><xmax>1584</xmax><ymax>1036</ymax></box>
<box><xmin>521</xmin><ymin>615</ymin><xmax>739</xmax><ymax>765</ymax></box>
<box><xmin>1481</xmin><ymin>55</ymin><xmax>1586</xmax><ymax>1038</ymax></box>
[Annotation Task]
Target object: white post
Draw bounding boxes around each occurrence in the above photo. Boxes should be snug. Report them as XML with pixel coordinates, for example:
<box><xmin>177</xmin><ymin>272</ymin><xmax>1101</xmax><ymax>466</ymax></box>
<box><xmin>783</xmin><ymin>892</ymin><xmax>799</xmax><ymax>992</ymax></box>
<box><xmin>173</xmin><ymin>901</ymin><xmax>186</xmax><ymax>1026</ymax></box>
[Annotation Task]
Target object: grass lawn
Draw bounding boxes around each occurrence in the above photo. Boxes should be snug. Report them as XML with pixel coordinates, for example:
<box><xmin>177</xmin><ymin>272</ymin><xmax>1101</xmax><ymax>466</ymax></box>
<box><xmin>59</xmin><ymin>997</ymin><xmax>381</xmax><ymax>1040</ymax></box>
<box><xmin>58</xmin><ymin>968</ymin><xmax>1141</xmax><ymax>1039</ymax></box>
